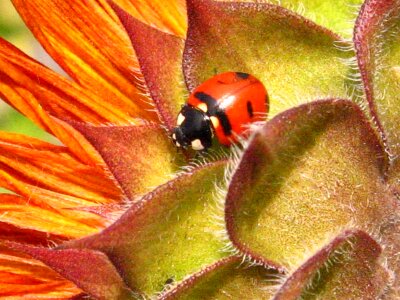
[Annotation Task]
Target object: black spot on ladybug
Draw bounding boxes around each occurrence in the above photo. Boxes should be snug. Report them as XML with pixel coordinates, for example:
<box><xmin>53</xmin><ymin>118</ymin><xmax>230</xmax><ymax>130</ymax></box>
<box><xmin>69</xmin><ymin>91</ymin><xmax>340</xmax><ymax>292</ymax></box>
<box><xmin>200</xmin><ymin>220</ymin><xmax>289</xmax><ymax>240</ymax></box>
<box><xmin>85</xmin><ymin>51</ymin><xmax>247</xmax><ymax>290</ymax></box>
<box><xmin>216</xmin><ymin>109</ymin><xmax>232</xmax><ymax>136</ymax></box>
<box><xmin>236</xmin><ymin>72</ymin><xmax>250</xmax><ymax>79</ymax></box>
<box><xmin>247</xmin><ymin>101</ymin><xmax>254</xmax><ymax>118</ymax></box>
<box><xmin>194</xmin><ymin>92</ymin><xmax>217</xmax><ymax>114</ymax></box>
<box><xmin>195</xmin><ymin>92</ymin><xmax>232</xmax><ymax>135</ymax></box>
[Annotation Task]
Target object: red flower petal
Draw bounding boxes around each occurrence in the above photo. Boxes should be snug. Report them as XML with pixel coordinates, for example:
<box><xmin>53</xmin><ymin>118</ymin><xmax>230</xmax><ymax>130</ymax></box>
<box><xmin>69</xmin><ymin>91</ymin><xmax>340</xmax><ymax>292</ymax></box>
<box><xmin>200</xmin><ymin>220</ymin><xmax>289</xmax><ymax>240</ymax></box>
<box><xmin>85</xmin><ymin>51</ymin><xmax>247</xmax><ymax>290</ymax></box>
<box><xmin>5</xmin><ymin>242</ymin><xmax>136</xmax><ymax>299</ymax></box>
<box><xmin>0</xmin><ymin>248</ymin><xmax>82</xmax><ymax>298</ymax></box>
<box><xmin>113</xmin><ymin>0</ymin><xmax>187</xmax><ymax>37</ymax></box>
<box><xmin>12</xmin><ymin>0</ymin><xmax>157</xmax><ymax>121</ymax></box>
<box><xmin>0</xmin><ymin>132</ymin><xmax>122</xmax><ymax>238</ymax></box>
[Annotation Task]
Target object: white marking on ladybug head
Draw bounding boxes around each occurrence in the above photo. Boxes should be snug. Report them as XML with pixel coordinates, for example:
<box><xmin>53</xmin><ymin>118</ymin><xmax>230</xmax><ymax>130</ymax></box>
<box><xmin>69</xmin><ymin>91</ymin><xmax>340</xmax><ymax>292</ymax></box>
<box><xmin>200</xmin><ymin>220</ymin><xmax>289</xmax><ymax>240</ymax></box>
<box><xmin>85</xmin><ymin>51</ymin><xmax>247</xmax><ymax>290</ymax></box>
<box><xmin>191</xmin><ymin>139</ymin><xmax>205</xmax><ymax>151</ymax></box>
<box><xmin>177</xmin><ymin>113</ymin><xmax>185</xmax><ymax>126</ymax></box>
<box><xmin>172</xmin><ymin>133</ymin><xmax>176</xmax><ymax>141</ymax></box>
<box><xmin>210</xmin><ymin>116</ymin><xmax>220</xmax><ymax>129</ymax></box>
<box><xmin>197</xmin><ymin>103</ymin><xmax>208</xmax><ymax>112</ymax></box>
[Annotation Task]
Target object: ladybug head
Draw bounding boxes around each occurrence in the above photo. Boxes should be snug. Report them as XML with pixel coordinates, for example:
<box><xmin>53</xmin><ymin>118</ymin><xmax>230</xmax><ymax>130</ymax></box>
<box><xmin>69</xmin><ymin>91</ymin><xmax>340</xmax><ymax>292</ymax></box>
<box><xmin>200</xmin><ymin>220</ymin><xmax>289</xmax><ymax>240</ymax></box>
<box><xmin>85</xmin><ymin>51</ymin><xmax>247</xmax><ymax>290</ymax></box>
<box><xmin>172</xmin><ymin>105</ymin><xmax>213</xmax><ymax>151</ymax></box>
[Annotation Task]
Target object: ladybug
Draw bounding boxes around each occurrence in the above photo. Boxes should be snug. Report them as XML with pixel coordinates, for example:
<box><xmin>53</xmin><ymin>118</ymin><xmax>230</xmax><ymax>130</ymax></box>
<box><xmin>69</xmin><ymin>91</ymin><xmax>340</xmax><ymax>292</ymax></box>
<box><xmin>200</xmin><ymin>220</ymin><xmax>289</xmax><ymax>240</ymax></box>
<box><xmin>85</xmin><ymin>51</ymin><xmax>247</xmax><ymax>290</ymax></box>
<box><xmin>172</xmin><ymin>72</ymin><xmax>269</xmax><ymax>151</ymax></box>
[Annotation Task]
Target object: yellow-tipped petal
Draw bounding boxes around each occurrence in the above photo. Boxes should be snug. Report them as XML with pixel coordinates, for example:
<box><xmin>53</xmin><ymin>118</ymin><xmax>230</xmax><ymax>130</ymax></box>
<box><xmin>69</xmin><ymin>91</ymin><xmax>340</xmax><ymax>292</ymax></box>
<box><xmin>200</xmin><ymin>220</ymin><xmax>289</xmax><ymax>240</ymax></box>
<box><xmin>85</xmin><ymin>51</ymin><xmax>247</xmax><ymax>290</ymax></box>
<box><xmin>0</xmin><ymin>132</ymin><xmax>123</xmax><ymax>238</ymax></box>
<box><xmin>12</xmin><ymin>0</ymin><xmax>158</xmax><ymax>121</ymax></box>
<box><xmin>0</xmin><ymin>249</ymin><xmax>82</xmax><ymax>298</ymax></box>
<box><xmin>114</xmin><ymin>0</ymin><xmax>187</xmax><ymax>36</ymax></box>
<box><xmin>0</xmin><ymin>38</ymin><xmax>153</xmax><ymax>124</ymax></box>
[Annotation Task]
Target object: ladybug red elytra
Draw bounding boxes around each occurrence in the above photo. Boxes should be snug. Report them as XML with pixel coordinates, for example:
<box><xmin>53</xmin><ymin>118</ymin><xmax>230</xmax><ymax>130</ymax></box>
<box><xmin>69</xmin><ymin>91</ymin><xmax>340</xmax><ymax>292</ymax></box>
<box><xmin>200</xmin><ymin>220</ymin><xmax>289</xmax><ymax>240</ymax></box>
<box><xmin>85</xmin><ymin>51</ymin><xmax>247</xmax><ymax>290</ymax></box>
<box><xmin>172</xmin><ymin>72</ymin><xmax>269</xmax><ymax>151</ymax></box>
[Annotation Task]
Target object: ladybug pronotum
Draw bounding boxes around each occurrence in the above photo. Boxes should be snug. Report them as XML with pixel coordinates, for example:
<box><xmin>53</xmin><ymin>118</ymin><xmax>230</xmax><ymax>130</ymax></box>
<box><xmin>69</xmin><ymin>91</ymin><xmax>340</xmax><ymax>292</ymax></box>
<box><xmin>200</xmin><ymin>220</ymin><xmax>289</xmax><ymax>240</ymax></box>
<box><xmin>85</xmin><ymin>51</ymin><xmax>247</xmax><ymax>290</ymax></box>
<box><xmin>172</xmin><ymin>72</ymin><xmax>269</xmax><ymax>151</ymax></box>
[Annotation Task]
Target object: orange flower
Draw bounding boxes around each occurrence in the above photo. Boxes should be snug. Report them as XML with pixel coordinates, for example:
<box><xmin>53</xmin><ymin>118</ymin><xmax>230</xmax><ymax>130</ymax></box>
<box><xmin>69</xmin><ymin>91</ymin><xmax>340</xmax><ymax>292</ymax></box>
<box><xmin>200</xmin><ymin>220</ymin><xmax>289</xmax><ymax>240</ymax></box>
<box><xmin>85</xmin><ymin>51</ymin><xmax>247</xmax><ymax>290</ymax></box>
<box><xmin>0</xmin><ymin>0</ymin><xmax>185</xmax><ymax>297</ymax></box>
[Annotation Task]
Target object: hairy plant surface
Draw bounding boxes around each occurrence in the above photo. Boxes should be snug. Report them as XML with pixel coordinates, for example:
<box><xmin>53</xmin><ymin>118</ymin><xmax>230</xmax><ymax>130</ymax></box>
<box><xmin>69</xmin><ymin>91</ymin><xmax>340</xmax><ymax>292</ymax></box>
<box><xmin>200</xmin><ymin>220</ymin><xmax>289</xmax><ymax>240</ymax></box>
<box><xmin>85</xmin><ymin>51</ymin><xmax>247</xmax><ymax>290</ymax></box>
<box><xmin>0</xmin><ymin>0</ymin><xmax>399</xmax><ymax>299</ymax></box>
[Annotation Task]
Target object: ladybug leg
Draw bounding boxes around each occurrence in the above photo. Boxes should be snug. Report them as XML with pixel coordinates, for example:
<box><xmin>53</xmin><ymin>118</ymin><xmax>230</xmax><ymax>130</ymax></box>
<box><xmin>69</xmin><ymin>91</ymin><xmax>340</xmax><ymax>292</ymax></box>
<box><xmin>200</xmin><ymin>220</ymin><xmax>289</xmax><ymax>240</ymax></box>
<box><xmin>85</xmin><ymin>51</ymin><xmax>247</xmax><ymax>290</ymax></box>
<box><xmin>192</xmin><ymin>148</ymin><xmax>208</xmax><ymax>161</ymax></box>
<box><xmin>199</xmin><ymin>148</ymin><xmax>209</xmax><ymax>154</ymax></box>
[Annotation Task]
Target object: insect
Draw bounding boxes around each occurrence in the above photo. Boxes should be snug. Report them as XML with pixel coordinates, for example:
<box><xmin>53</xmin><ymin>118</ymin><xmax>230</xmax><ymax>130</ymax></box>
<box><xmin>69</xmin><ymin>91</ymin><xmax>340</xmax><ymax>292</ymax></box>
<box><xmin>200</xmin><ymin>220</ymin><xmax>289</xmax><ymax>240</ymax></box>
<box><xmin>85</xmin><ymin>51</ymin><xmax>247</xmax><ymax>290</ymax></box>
<box><xmin>172</xmin><ymin>72</ymin><xmax>268</xmax><ymax>151</ymax></box>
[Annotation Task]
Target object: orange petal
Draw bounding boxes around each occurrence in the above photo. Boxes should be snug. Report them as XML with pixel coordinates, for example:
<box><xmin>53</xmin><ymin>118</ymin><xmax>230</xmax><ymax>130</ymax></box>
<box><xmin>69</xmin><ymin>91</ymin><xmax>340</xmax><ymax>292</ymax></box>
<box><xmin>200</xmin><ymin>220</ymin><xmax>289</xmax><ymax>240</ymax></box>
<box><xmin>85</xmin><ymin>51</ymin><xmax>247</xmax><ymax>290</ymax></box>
<box><xmin>5</xmin><ymin>243</ymin><xmax>136</xmax><ymax>299</ymax></box>
<box><xmin>114</xmin><ymin>0</ymin><xmax>187</xmax><ymax>36</ymax></box>
<box><xmin>0</xmin><ymin>131</ymin><xmax>121</xmax><ymax>204</ymax></box>
<box><xmin>0</xmin><ymin>132</ymin><xmax>123</xmax><ymax>237</ymax></box>
<box><xmin>113</xmin><ymin>5</ymin><xmax>187</xmax><ymax>130</ymax></box>
<box><xmin>11</xmin><ymin>0</ymin><xmax>157</xmax><ymax>121</ymax></box>
<box><xmin>71</xmin><ymin>122</ymin><xmax>185</xmax><ymax>200</ymax></box>
<box><xmin>0</xmin><ymin>221</ymin><xmax>65</xmax><ymax>245</ymax></box>
<box><xmin>0</xmin><ymin>248</ymin><xmax>82</xmax><ymax>298</ymax></box>
<box><xmin>0</xmin><ymin>38</ymin><xmax>145</xmax><ymax>164</ymax></box>
<box><xmin>0</xmin><ymin>194</ymin><xmax>103</xmax><ymax>238</ymax></box>
<box><xmin>49</xmin><ymin>117</ymin><xmax>108</xmax><ymax>166</ymax></box>
<box><xmin>0</xmin><ymin>38</ymin><xmax>150</xmax><ymax>124</ymax></box>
